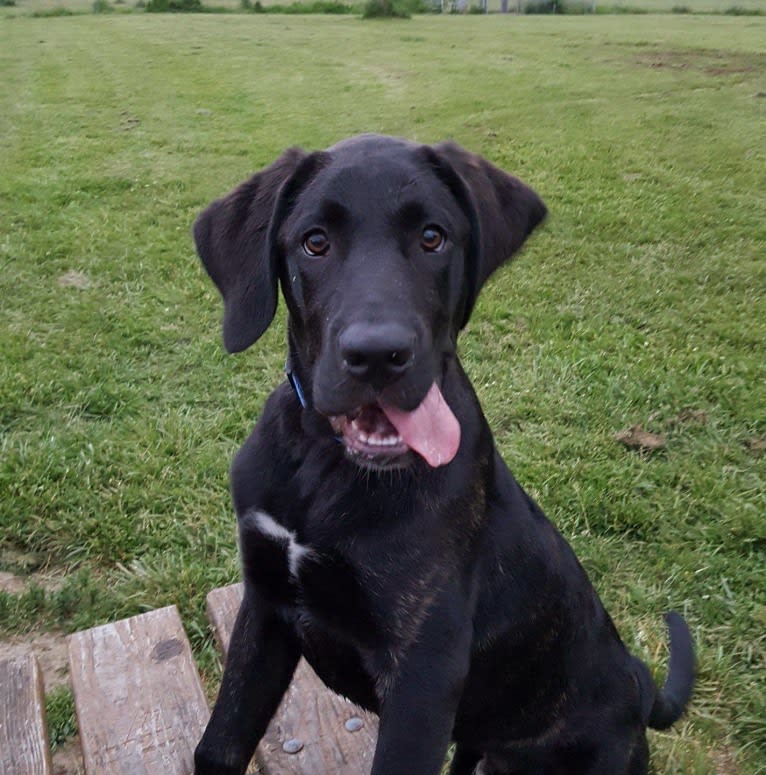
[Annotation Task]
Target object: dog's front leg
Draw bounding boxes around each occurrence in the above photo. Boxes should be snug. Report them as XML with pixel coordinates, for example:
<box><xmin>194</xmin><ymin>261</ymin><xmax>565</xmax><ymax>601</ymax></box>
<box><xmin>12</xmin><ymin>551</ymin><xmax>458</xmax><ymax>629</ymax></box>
<box><xmin>194</xmin><ymin>585</ymin><xmax>300</xmax><ymax>775</ymax></box>
<box><xmin>371</xmin><ymin>605</ymin><xmax>472</xmax><ymax>775</ymax></box>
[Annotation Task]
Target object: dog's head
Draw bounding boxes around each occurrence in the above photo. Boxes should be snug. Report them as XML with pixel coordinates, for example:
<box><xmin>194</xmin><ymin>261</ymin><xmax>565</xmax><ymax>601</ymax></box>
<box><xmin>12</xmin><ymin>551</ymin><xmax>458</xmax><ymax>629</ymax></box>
<box><xmin>195</xmin><ymin>134</ymin><xmax>546</xmax><ymax>470</ymax></box>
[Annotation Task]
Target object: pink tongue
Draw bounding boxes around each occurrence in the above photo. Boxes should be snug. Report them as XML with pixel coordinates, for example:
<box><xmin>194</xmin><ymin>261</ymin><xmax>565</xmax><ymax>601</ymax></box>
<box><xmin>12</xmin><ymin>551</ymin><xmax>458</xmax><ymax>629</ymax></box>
<box><xmin>380</xmin><ymin>383</ymin><xmax>461</xmax><ymax>468</ymax></box>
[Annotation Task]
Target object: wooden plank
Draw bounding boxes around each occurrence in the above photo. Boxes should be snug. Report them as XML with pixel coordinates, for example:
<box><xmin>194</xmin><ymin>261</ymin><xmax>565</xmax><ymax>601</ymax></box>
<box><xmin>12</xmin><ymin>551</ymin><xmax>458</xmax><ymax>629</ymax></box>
<box><xmin>207</xmin><ymin>584</ymin><xmax>378</xmax><ymax>775</ymax></box>
<box><xmin>68</xmin><ymin>606</ymin><xmax>209</xmax><ymax>775</ymax></box>
<box><xmin>0</xmin><ymin>655</ymin><xmax>54</xmax><ymax>775</ymax></box>
<box><xmin>205</xmin><ymin>584</ymin><xmax>243</xmax><ymax>657</ymax></box>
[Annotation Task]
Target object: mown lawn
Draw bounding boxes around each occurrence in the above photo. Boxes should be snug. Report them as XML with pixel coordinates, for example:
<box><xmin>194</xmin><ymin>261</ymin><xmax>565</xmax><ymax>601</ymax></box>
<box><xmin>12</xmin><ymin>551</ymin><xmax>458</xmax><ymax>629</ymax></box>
<box><xmin>4</xmin><ymin>0</ymin><xmax>766</xmax><ymax>16</ymax></box>
<box><xmin>1</xmin><ymin>12</ymin><xmax>764</xmax><ymax>773</ymax></box>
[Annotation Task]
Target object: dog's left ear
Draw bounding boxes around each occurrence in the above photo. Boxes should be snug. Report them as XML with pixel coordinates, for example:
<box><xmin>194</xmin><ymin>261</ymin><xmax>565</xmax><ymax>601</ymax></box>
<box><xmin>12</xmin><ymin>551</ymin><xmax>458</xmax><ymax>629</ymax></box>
<box><xmin>426</xmin><ymin>142</ymin><xmax>547</xmax><ymax>328</ymax></box>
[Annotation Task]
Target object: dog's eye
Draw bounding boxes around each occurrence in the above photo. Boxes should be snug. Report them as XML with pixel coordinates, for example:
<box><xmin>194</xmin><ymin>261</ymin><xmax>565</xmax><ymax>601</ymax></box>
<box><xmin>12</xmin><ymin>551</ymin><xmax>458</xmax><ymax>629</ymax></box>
<box><xmin>420</xmin><ymin>226</ymin><xmax>446</xmax><ymax>253</ymax></box>
<box><xmin>302</xmin><ymin>229</ymin><xmax>330</xmax><ymax>257</ymax></box>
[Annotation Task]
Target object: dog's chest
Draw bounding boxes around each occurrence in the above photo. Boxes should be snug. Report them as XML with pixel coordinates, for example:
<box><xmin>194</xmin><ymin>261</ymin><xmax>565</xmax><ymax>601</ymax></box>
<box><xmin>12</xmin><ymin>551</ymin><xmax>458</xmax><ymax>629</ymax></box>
<box><xmin>241</xmin><ymin>504</ymin><xmax>444</xmax><ymax>651</ymax></box>
<box><xmin>240</xmin><ymin>509</ymin><xmax>317</xmax><ymax>602</ymax></box>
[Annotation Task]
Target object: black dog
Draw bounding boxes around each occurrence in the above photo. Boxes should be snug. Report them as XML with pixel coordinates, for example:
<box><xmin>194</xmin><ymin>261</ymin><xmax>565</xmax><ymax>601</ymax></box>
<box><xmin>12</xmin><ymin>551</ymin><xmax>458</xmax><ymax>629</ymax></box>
<box><xmin>193</xmin><ymin>134</ymin><xmax>694</xmax><ymax>775</ymax></box>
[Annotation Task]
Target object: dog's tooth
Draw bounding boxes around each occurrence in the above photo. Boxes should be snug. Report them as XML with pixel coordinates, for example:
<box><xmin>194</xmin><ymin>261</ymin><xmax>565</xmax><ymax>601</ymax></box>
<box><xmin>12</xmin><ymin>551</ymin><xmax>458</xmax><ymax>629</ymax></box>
<box><xmin>357</xmin><ymin>431</ymin><xmax>369</xmax><ymax>443</ymax></box>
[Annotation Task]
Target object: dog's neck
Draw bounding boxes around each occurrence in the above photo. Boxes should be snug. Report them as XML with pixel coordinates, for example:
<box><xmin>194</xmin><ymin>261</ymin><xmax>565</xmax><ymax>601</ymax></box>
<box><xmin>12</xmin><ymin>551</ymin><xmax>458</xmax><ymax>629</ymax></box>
<box><xmin>284</xmin><ymin>327</ymin><xmax>316</xmax><ymax>410</ymax></box>
<box><xmin>285</xmin><ymin>359</ymin><xmax>308</xmax><ymax>409</ymax></box>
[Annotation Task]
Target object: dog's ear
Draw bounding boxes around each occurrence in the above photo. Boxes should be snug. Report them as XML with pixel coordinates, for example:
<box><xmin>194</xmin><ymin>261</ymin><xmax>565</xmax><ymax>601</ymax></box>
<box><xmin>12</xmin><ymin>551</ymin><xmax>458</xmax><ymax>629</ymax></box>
<box><xmin>426</xmin><ymin>142</ymin><xmax>547</xmax><ymax>328</ymax></box>
<box><xmin>193</xmin><ymin>148</ymin><xmax>307</xmax><ymax>353</ymax></box>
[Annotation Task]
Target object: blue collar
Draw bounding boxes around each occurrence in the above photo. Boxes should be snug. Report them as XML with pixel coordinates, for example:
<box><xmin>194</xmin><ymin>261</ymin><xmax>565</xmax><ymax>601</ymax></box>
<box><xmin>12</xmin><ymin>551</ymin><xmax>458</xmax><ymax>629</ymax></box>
<box><xmin>285</xmin><ymin>363</ymin><xmax>308</xmax><ymax>409</ymax></box>
<box><xmin>286</xmin><ymin>362</ymin><xmax>344</xmax><ymax>445</ymax></box>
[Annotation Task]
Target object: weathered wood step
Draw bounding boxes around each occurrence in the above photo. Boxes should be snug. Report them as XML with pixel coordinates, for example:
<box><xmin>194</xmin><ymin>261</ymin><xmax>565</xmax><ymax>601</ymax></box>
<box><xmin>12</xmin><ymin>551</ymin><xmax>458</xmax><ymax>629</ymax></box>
<box><xmin>0</xmin><ymin>655</ymin><xmax>53</xmax><ymax>775</ymax></box>
<box><xmin>68</xmin><ymin>605</ymin><xmax>209</xmax><ymax>775</ymax></box>
<box><xmin>206</xmin><ymin>583</ymin><xmax>378</xmax><ymax>775</ymax></box>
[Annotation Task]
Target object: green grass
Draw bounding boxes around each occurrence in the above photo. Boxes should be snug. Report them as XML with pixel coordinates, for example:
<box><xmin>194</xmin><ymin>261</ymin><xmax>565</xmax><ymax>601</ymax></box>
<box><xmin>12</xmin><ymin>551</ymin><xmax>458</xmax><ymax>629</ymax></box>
<box><xmin>1</xmin><ymin>12</ymin><xmax>764</xmax><ymax>772</ymax></box>
<box><xmin>599</xmin><ymin>0</ymin><xmax>764</xmax><ymax>9</ymax></box>
<box><xmin>479</xmin><ymin>0</ymin><xmax>765</xmax><ymax>11</ymax></box>
<box><xmin>45</xmin><ymin>685</ymin><xmax>77</xmax><ymax>750</ymax></box>
<box><xmin>3</xmin><ymin>0</ymin><xmax>764</xmax><ymax>15</ymax></box>
<box><xmin>1</xmin><ymin>0</ymin><xmax>369</xmax><ymax>15</ymax></box>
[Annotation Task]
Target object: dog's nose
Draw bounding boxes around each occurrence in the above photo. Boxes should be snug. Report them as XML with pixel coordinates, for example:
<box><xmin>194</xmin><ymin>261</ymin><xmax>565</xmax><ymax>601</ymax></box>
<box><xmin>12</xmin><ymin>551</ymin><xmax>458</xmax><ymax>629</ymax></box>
<box><xmin>340</xmin><ymin>322</ymin><xmax>415</xmax><ymax>386</ymax></box>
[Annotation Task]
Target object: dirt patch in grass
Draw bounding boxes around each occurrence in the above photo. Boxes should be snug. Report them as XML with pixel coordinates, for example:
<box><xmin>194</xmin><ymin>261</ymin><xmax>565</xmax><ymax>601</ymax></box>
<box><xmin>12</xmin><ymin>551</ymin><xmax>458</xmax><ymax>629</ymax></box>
<box><xmin>633</xmin><ymin>47</ymin><xmax>765</xmax><ymax>75</ymax></box>
<box><xmin>57</xmin><ymin>270</ymin><xmax>92</xmax><ymax>290</ymax></box>
<box><xmin>0</xmin><ymin>570</ymin><xmax>84</xmax><ymax>773</ymax></box>
<box><xmin>0</xmin><ymin>567</ymin><xmax>70</xmax><ymax>689</ymax></box>
<box><xmin>714</xmin><ymin>745</ymin><xmax>740</xmax><ymax>775</ymax></box>
<box><xmin>615</xmin><ymin>424</ymin><xmax>666</xmax><ymax>452</ymax></box>
<box><xmin>53</xmin><ymin>738</ymin><xmax>85</xmax><ymax>775</ymax></box>
<box><xmin>0</xmin><ymin>568</ymin><xmax>67</xmax><ymax>596</ymax></box>
<box><xmin>0</xmin><ymin>630</ymin><xmax>70</xmax><ymax>690</ymax></box>
<box><xmin>671</xmin><ymin>409</ymin><xmax>708</xmax><ymax>426</ymax></box>
<box><xmin>0</xmin><ymin>570</ymin><xmax>28</xmax><ymax>595</ymax></box>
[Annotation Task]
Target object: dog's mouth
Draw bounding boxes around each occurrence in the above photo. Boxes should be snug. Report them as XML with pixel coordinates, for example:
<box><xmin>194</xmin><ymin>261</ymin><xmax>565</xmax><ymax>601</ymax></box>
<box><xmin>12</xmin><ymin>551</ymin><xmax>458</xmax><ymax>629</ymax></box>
<box><xmin>329</xmin><ymin>405</ymin><xmax>410</xmax><ymax>468</ymax></box>
<box><xmin>328</xmin><ymin>383</ymin><xmax>460</xmax><ymax>470</ymax></box>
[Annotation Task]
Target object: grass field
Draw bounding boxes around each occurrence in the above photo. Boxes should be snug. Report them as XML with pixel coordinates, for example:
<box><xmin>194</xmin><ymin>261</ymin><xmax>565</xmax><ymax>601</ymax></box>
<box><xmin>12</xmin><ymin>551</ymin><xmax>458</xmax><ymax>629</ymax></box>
<box><xmin>614</xmin><ymin>0</ymin><xmax>764</xmax><ymax>9</ymax></box>
<box><xmin>1</xmin><ymin>12</ymin><xmax>765</xmax><ymax>773</ymax></box>
<box><xmin>4</xmin><ymin>0</ymin><xmax>766</xmax><ymax>14</ymax></box>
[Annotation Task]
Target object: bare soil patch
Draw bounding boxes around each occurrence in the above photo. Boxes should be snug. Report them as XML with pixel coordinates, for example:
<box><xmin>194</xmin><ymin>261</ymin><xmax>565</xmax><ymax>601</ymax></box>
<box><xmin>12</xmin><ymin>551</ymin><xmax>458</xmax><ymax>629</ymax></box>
<box><xmin>53</xmin><ymin>737</ymin><xmax>85</xmax><ymax>775</ymax></box>
<box><xmin>0</xmin><ymin>570</ymin><xmax>28</xmax><ymax>595</ymax></box>
<box><xmin>633</xmin><ymin>47</ymin><xmax>765</xmax><ymax>76</ymax></box>
<box><xmin>0</xmin><ymin>631</ymin><xmax>70</xmax><ymax>690</ymax></box>
<box><xmin>0</xmin><ymin>569</ymin><xmax>84</xmax><ymax>773</ymax></box>
<box><xmin>615</xmin><ymin>424</ymin><xmax>666</xmax><ymax>452</ymax></box>
<box><xmin>57</xmin><ymin>270</ymin><xmax>91</xmax><ymax>290</ymax></box>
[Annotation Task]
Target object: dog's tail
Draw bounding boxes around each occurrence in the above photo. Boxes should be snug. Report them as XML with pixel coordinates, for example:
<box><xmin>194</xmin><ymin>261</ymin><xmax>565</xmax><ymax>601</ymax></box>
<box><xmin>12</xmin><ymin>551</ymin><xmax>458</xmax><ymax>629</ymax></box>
<box><xmin>636</xmin><ymin>612</ymin><xmax>695</xmax><ymax>730</ymax></box>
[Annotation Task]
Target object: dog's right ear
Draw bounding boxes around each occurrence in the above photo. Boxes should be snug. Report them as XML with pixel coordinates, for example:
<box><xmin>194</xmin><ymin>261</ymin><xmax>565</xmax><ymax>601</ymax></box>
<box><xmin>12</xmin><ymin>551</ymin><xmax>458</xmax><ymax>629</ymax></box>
<box><xmin>193</xmin><ymin>148</ymin><xmax>307</xmax><ymax>353</ymax></box>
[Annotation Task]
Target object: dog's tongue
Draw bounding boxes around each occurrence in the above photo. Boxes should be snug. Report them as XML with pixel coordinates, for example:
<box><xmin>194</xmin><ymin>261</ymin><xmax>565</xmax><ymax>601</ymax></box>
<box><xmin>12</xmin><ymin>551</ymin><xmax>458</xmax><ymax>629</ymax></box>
<box><xmin>381</xmin><ymin>383</ymin><xmax>460</xmax><ymax>468</ymax></box>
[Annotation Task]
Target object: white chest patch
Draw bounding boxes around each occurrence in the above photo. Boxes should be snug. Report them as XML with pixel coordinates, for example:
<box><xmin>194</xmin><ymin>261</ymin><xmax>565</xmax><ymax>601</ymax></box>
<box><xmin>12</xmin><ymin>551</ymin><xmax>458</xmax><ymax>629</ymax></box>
<box><xmin>252</xmin><ymin>510</ymin><xmax>311</xmax><ymax>577</ymax></box>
